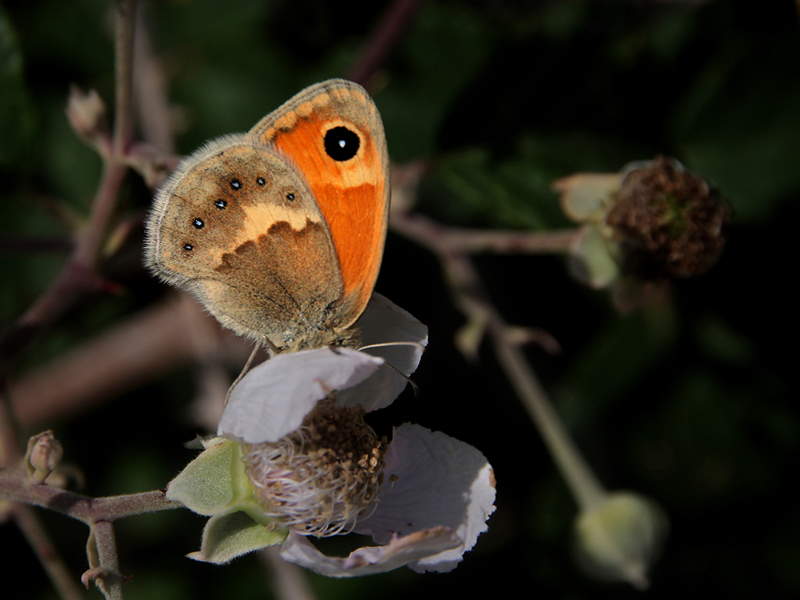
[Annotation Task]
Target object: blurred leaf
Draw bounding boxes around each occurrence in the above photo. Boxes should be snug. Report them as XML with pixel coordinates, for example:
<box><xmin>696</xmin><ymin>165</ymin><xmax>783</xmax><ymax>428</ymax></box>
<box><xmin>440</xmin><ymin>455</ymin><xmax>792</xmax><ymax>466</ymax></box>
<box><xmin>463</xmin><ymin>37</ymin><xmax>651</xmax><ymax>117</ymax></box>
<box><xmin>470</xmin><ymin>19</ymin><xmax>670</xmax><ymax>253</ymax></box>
<box><xmin>378</xmin><ymin>3</ymin><xmax>492</xmax><ymax>161</ymax></box>
<box><xmin>0</xmin><ymin>6</ymin><xmax>36</xmax><ymax>170</ymax></box>
<box><xmin>633</xmin><ymin>371</ymin><xmax>786</xmax><ymax>508</ymax></box>
<box><xmin>675</xmin><ymin>37</ymin><xmax>800</xmax><ymax>222</ymax></box>
<box><xmin>553</xmin><ymin>303</ymin><xmax>678</xmax><ymax>429</ymax></box>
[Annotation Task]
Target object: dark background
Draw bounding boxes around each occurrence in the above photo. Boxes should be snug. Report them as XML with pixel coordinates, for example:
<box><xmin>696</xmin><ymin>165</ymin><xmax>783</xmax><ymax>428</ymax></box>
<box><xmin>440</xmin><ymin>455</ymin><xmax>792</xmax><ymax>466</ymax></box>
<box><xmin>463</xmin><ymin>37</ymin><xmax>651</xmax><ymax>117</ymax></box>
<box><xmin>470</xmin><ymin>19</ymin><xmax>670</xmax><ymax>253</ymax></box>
<box><xmin>1</xmin><ymin>0</ymin><xmax>798</xmax><ymax>598</ymax></box>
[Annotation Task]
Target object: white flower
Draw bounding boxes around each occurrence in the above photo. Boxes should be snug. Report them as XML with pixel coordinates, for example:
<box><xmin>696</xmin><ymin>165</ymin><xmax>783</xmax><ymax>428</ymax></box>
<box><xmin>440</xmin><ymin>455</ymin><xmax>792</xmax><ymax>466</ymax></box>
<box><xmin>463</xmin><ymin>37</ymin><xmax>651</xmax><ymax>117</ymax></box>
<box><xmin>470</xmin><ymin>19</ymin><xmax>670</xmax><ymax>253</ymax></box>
<box><xmin>167</xmin><ymin>294</ymin><xmax>496</xmax><ymax>577</ymax></box>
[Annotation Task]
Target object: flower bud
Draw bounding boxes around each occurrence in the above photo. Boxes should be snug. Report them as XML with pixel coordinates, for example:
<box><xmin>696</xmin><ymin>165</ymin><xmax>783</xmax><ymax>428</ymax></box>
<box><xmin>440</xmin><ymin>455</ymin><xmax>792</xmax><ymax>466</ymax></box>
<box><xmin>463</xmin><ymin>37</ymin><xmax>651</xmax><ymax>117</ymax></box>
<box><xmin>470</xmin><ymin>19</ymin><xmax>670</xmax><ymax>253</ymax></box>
<box><xmin>25</xmin><ymin>430</ymin><xmax>64</xmax><ymax>485</ymax></box>
<box><xmin>65</xmin><ymin>86</ymin><xmax>108</xmax><ymax>148</ymax></box>
<box><xmin>573</xmin><ymin>492</ymin><xmax>669</xmax><ymax>590</ymax></box>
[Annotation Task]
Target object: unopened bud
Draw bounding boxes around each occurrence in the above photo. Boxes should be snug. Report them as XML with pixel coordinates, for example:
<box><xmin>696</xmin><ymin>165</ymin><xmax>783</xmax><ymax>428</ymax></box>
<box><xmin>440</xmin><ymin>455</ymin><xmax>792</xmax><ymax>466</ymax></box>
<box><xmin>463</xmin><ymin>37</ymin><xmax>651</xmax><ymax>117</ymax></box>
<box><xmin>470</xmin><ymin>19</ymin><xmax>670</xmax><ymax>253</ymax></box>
<box><xmin>66</xmin><ymin>86</ymin><xmax>108</xmax><ymax>146</ymax></box>
<box><xmin>573</xmin><ymin>492</ymin><xmax>669</xmax><ymax>590</ymax></box>
<box><xmin>26</xmin><ymin>430</ymin><xmax>64</xmax><ymax>485</ymax></box>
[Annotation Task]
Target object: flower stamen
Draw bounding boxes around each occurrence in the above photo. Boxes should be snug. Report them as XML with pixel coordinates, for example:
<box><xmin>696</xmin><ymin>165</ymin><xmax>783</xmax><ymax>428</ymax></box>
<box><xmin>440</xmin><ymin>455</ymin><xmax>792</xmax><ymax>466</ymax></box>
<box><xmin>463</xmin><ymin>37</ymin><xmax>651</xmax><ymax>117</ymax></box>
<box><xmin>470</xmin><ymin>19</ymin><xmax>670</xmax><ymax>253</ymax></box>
<box><xmin>242</xmin><ymin>399</ymin><xmax>386</xmax><ymax>537</ymax></box>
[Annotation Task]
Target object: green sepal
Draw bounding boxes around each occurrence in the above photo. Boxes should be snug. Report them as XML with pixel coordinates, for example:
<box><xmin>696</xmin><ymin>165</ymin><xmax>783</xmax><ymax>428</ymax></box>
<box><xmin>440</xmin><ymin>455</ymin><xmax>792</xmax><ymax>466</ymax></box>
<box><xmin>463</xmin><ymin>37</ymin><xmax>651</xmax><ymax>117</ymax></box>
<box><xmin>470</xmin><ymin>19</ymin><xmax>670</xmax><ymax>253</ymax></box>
<box><xmin>167</xmin><ymin>437</ymin><xmax>289</xmax><ymax>563</ymax></box>
<box><xmin>569</xmin><ymin>225</ymin><xmax>621</xmax><ymax>289</ymax></box>
<box><xmin>190</xmin><ymin>511</ymin><xmax>288</xmax><ymax>564</ymax></box>
<box><xmin>558</xmin><ymin>173</ymin><xmax>620</xmax><ymax>224</ymax></box>
<box><xmin>167</xmin><ymin>437</ymin><xmax>256</xmax><ymax>516</ymax></box>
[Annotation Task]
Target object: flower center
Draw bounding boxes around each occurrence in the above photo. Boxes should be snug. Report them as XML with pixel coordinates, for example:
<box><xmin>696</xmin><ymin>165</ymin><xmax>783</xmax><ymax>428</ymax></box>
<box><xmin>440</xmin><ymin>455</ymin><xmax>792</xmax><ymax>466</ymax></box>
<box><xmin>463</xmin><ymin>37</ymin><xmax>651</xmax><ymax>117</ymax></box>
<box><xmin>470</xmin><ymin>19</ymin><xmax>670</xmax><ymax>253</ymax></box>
<box><xmin>242</xmin><ymin>400</ymin><xmax>386</xmax><ymax>537</ymax></box>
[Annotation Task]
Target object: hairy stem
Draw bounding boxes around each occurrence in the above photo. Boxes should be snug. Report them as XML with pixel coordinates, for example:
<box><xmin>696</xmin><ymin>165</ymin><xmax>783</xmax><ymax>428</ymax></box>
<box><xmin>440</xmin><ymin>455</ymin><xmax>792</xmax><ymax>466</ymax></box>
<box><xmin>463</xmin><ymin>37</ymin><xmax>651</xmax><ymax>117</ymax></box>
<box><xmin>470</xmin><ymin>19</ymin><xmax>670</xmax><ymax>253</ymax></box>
<box><xmin>0</xmin><ymin>470</ymin><xmax>183</xmax><ymax>523</ymax></box>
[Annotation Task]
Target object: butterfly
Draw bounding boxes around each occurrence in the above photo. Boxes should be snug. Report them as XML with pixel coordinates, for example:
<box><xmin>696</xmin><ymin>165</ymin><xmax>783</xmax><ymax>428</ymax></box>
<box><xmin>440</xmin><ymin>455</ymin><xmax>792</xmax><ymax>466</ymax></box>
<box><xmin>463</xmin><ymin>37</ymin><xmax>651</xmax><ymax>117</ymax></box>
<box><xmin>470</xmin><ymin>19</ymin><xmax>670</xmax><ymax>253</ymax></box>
<box><xmin>145</xmin><ymin>79</ymin><xmax>389</xmax><ymax>351</ymax></box>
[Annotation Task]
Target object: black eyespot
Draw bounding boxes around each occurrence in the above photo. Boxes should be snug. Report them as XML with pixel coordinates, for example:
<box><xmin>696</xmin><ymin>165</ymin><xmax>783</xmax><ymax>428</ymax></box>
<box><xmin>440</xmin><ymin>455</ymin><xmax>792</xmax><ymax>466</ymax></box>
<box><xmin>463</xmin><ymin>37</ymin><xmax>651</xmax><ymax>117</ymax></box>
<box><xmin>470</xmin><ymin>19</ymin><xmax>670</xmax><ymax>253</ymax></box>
<box><xmin>230</xmin><ymin>179</ymin><xmax>242</xmax><ymax>190</ymax></box>
<box><xmin>183</xmin><ymin>243</ymin><xmax>194</xmax><ymax>251</ymax></box>
<box><xmin>192</xmin><ymin>218</ymin><xmax>204</xmax><ymax>229</ymax></box>
<box><xmin>324</xmin><ymin>126</ymin><xmax>360</xmax><ymax>161</ymax></box>
<box><xmin>256</xmin><ymin>177</ymin><xmax>266</xmax><ymax>186</ymax></box>
<box><xmin>214</xmin><ymin>199</ymin><xmax>227</xmax><ymax>209</ymax></box>
<box><xmin>286</xmin><ymin>192</ymin><xmax>296</xmax><ymax>202</ymax></box>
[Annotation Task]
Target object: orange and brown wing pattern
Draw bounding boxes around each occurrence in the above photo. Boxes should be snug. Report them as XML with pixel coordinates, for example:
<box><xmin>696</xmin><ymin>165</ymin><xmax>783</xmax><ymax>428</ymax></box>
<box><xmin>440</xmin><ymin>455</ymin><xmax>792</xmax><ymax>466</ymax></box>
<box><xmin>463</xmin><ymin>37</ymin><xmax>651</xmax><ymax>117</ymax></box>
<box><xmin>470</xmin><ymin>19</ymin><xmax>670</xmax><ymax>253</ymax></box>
<box><xmin>145</xmin><ymin>135</ymin><xmax>342</xmax><ymax>346</ymax></box>
<box><xmin>250</xmin><ymin>79</ymin><xmax>390</xmax><ymax>329</ymax></box>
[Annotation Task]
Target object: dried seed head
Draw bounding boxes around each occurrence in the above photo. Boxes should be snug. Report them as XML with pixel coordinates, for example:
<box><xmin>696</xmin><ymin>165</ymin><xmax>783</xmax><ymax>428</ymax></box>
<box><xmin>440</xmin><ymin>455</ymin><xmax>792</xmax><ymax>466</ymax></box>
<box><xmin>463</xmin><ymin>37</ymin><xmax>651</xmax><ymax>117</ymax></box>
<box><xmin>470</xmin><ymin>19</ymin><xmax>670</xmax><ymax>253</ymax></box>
<box><xmin>606</xmin><ymin>157</ymin><xmax>731</xmax><ymax>279</ymax></box>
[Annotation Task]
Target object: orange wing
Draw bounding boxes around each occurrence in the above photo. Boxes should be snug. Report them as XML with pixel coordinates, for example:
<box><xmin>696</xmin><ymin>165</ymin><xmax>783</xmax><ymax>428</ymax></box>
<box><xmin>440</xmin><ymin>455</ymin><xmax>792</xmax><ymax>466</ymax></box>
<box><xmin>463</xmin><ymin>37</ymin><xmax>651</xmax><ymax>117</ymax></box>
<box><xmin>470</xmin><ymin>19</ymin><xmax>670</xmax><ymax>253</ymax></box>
<box><xmin>249</xmin><ymin>79</ymin><xmax>390</xmax><ymax>329</ymax></box>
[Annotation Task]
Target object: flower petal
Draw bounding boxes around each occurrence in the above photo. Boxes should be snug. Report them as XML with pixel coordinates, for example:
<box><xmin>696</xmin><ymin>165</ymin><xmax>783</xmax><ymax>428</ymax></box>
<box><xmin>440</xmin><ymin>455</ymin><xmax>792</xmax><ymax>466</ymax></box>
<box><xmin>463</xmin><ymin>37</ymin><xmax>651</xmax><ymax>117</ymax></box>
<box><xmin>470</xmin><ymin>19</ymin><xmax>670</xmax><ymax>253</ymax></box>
<box><xmin>355</xmin><ymin>424</ymin><xmax>496</xmax><ymax>573</ymax></box>
<box><xmin>338</xmin><ymin>294</ymin><xmax>428</xmax><ymax>412</ymax></box>
<box><xmin>218</xmin><ymin>347</ymin><xmax>384</xmax><ymax>443</ymax></box>
<box><xmin>190</xmin><ymin>511</ymin><xmax>287</xmax><ymax>564</ymax></box>
<box><xmin>278</xmin><ymin>527</ymin><xmax>461</xmax><ymax>577</ymax></box>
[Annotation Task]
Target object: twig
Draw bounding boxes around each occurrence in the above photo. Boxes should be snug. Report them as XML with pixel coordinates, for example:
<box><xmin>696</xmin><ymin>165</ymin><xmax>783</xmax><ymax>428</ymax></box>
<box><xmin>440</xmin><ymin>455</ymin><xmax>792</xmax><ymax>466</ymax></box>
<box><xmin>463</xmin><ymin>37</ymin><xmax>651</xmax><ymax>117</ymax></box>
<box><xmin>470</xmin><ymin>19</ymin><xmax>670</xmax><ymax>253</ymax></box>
<box><xmin>0</xmin><ymin>469</ymin><xmax>182</xmax><ymax>522</ymax></box>
<box><xmin>133</xmin><ymin>3</ymin><xmax>175</xmax><ymax>154</ymax></box>
<box><xmin>75</xmin><ymin>0</ymin><xmax>137</xmax><ymax>267</ymax></box>
<box><xmin>389</xmin><ymin>186</ymin><xmax>607</xmax><ymax>512</ymax></box>
<box><xmin>347</xmin><ymin>0</ymin><xmax>425</xmax><ymax>86</ymax></box>
<box><xmin>8</xmin><ymin>295</ymin><xmax>246</xmax><ymax>428</ymax></box>
<box><xmin>1</xmin><ymin>394</ymin><xmax>88</xmax><ymax>600</ymax></box>
<box><xmin>484</xmin><ymin>293</ymin><xmax>607</xmax><ymax>510</ymax></box>
<box><xmin>0</xmin><ymin>1</ymin><xmax>140</xmax><ymax>375</ymax></box>
<box><xmin>113</xmin><ymin>0</ymin><xmax>137</xmax><ymax>160</ymax></box>
<box><xmin>0</xmin><ymin>467</ymin><xmax>181</xmax><ymax>600</ymax></box>
<box><xmin>89</xmin><ymin>521</ymin><xmax>124</xmax><ymax>600</ymax></box>
<box><xmin>391</xmin><ymin>211</ymin><xmax>580</xmax><ymax>255</ymax></box>
<box><xmin>13</xmin><ymin>504</ymin><xmax>87</xmax><ymax>600</ymax></box>
<box><xmin>0</xmin><ymin>3</ymin><xmax>143</xmax><ymax>599</ymax></box>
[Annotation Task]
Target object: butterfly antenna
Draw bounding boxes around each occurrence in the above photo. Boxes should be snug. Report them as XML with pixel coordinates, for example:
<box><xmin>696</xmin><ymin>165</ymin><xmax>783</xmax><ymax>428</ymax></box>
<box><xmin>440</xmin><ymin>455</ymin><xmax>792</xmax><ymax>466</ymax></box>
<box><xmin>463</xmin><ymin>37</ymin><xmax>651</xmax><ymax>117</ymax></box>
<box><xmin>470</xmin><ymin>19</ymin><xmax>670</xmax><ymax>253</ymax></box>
<box><xmin>386</xmin><ymin>363</ymin><xmax>420</xmax><ymax>396</ymax></box>
<box><xmin>357</xmin><ymin>340</ymin><xmax>426</xmax><ymax>397</ymax></box>
<box><xmin>358</xmin><ymin>340</ymin><xmax>426</xmax><ymax>353</ymax></box>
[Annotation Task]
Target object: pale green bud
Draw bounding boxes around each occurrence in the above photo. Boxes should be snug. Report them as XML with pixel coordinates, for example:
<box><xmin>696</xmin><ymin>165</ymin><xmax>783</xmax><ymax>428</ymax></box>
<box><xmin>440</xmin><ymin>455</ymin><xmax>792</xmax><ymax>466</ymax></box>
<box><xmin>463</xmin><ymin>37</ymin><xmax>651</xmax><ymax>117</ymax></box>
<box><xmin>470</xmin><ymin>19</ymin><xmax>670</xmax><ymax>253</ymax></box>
<box><xmin>573</xmin><ymin>492</ymin><xmax>669</xmax><ymax>590</ymax></box>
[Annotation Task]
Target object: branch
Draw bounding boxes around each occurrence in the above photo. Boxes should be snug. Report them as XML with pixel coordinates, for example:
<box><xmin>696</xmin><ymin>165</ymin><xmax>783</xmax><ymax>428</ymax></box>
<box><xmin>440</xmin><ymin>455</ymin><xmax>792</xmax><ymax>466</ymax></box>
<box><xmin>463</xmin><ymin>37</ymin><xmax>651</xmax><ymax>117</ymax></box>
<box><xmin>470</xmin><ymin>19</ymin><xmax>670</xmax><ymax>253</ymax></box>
<box><xmin>389</xmin><ymin>172</ymin><xmax>607</xmax><ymax>511</ymax></box>
<box><xmin>0</xmin><ymin>469</ymin><xmax>182</xmax><ymax>523</ymax></box>
<box><xmin>8</xmin><ymin>295</ymin><xmax>247</xmax><ymax>428</ymax></box>
<box><xmin>391</xmin><ymin>211</ymin><xmax>580</xmax><ymax>255</ymax></box>
<box><xmin>347</xmin><ymin>0</ymin><xmax>425</xmax><ymax>86</ymax></box>
<box><xmin>13</xmin><ymin>503</ymin><xmax>87</xmax><ymax>600</ymax></box>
